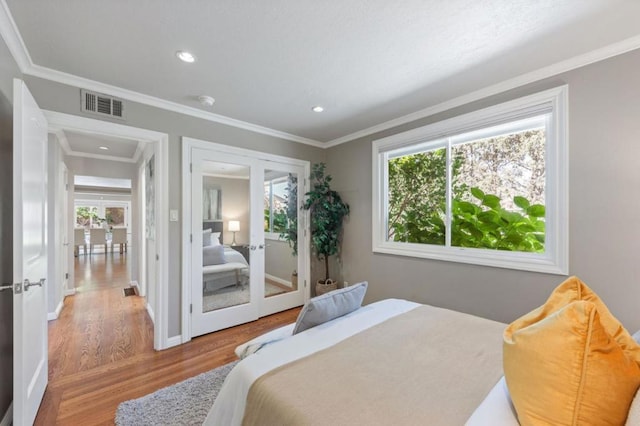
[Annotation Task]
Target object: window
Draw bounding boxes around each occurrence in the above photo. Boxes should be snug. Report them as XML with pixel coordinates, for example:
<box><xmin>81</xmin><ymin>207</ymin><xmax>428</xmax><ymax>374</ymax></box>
<box><xmin>264</xmin><ymin>176</ymin><xmax>289</xmax><ymax>238</ymax></box>
<box><xmin>373</xmin><ymin>86</ymin><xmax>568</xmax><ymax>274</ymax></box>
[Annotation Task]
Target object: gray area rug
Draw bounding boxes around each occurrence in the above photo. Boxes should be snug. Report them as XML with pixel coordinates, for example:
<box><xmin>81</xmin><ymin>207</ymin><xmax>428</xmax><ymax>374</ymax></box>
<box><xmin>115</xmin><ymin>360</ymin><xmax>239</xmax><ymax>426</ymax></box>
<box><xmin>203</xmin><ymin>282</ymin><xmax>288</xmax><ymax>312</ymax></box>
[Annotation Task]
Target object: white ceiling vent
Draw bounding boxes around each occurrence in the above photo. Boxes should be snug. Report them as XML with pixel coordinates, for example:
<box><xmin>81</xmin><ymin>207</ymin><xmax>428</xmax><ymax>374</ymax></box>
<box><xmin>81</xmin><ymin>89</ymin><xmax>125</xmax><ymax>120</ymax></box>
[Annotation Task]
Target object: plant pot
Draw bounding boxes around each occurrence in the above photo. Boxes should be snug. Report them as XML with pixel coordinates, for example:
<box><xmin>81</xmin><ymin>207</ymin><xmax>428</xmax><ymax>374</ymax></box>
<box><xmin>315</xmin><ymin>279</ymin><xmax>337</xmax><ymax>296</ymax></box>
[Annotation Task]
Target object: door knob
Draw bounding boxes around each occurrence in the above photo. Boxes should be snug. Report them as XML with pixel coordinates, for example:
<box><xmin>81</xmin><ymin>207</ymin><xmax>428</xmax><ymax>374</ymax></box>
<box><xmin>258</xmin><ymin>244</ymin><xmax>265</xmax><ymax>249</ymax></box>
<box><xmin>24</xmin><ymin>278</ymin><xmax>45</xmax><ymax>291</ymax></box>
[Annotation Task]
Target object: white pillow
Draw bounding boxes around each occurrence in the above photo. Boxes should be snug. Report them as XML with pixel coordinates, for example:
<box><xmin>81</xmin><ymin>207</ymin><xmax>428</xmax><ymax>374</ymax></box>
<box><xmin>465</xmin><ymin>377</ymin><xmax>519</xmax><ymax>426</ymax></box>
<box><xmin>627</xmin><ymin>387</ymin><xmax>640</xmax><ymax>426</ymax></box>
<box><xmin>203</xmin><ymin>229</ymin><xmax>221</xmax><ymax>247</ymax></box>
<box><xmin>234</xmin><ymin>324</ymin><xmax>294</xmax><ymax>359</ymax></box>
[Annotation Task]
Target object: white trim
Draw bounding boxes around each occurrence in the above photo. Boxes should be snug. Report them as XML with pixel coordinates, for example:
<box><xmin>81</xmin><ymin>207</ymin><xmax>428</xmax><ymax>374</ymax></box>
<box><xmin>166</xmin><ymin>335</ymin><xmax>182</xmax><ymax>348</ymax></box>
<box><xmin>64</xmin><ymin>287</ymin><xmax>75</xmax><ymax>296</ymax></box>
<box><xmin>1</xmin><ymin>0</ymin><xmax>639</xmax><ymax>149</ymax></box>
<box><xmin>0</xmin><ymin>402</ymin><xmax>12</xmax><ymax>426</ymax></box>
<box><xmin>180</xmin><ymin>139</ymin><xmax>190</xmax><ymax>343</ymax></box>
<box><xmin>146</xmin><ymin>303</ymin><xmax>155</xmax><ymax>324</ymax></box>
<box><xmin>45</xmin><ymin>111</ymin><xmax>171</xmax><ymax>350</ymax></box>
<box><xmin>130</xmin><ymin>280</ymin><xmax>139</xmax><ymax>293</ymax></box>
<box><xmin>265</xmin><ymin>273</ymin><xmax>292</xmax><ymax>288</ymax></box>
<box><xmin>372</xmin><ymin>86</ymin><xmax>569</xmax><ymax>275</ymax></box>
<box><xmin>47</xmin><ymin>300</ymin><xmax>63</xmax><ymax>321</ymax></box>
<box><xmin>325</xmin><ymin>35</ymin><xmax>640</xmax><ymax>147</ymax></box>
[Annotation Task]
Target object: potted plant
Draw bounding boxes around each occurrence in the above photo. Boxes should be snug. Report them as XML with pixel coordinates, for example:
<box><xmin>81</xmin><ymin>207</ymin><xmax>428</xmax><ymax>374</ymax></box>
<box><xmin>302</xmin><ymin>163</ymin><xmax>350</xmax><ymax>295</ymax></box>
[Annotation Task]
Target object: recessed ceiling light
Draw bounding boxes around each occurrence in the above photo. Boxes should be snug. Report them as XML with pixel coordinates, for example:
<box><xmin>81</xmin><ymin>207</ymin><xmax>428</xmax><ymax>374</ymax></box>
<box><xmin>198</xmin><ymin>95</ymin><xmax>215</xmax><ymax>107</ymax></box>
<box><xmin>312</xmin><ymin>106</ymin><xmax>324</xmax><ymax>113</ymax></box>
<box><xmin>176</xmin><ymin>50</ymin><xmax>196</xmax><ymax>63</ymax></box>
<box><xmin>99</xmin><ymin>146</ymin><xmax>109</xmax><ymax>150</ymax></box>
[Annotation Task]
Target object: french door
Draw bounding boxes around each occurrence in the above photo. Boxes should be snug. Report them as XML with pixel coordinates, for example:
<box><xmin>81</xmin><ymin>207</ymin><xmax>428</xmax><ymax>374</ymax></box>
<box><xmin>187</xmin><ymin>144</ymin><xmax>308</xmax><ymax>337</ymax></box>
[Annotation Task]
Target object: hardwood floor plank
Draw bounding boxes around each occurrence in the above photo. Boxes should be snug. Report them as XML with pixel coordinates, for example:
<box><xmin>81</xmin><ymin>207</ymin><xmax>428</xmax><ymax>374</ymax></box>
<box><xmin>37</xmin><ymin>252</ymin><xmax>301</xmax><ymax>425</ymax></box>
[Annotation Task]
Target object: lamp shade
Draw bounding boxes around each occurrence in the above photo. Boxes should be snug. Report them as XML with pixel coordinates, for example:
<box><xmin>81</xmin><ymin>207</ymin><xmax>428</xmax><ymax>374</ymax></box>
<box><xmin>228</xmin><ymin>220</ymin><xmax>240</xmax><ymax>232</ymax></box>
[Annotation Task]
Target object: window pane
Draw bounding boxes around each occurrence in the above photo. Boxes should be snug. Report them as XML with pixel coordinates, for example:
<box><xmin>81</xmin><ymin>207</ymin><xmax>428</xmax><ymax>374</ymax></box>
<box><xmin>75</xmin><ymin>206</ymin><xmax>98</xmax><ymax>228</ymax></box>
<box><xmin>451</xmin><ymin>127</ymin><xmax>545</xmax><ymax>252</ymax></box>
<box><xmin>264</xmin><ymin>182</ymin><xmax>272</xmax><ymax>232</ymax></box>
<box><xmin>271</xmin><ymin>180</ymin><xmax>288</xmax><ymax>233</ymax></box>
<box><xmin>387</xmin><ymin>148</ymin><xmax>446</xmax><ymax>245</ymax></box>
<box><xmin>105</xmin><ymin>207</ymin><xmax>125</xmax><ymax>226</ymax></box>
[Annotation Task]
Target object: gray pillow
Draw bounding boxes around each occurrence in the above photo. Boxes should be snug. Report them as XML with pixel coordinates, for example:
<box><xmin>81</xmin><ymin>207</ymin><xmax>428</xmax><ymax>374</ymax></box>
<box><xmin>203</xmin><ymin>245</ymin><xmax>226</xmax><ymax>266</ymax></box>
<box><xmin>293</xmin><ymin>282</ymin><xmax>368</xmax><ymax>335</ymax></box>
<box><xmin>633</xmin><ymin>329</ymin><xmax>640</xmax><ymax>344</ymax></box>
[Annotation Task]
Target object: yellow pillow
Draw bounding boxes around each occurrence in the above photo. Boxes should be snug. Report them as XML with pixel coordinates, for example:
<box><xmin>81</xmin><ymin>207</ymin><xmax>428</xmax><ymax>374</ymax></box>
<box><xmin>504</xmin><ymin>277</ymin><xmax>640</xmax><ymax>426</ymax></box>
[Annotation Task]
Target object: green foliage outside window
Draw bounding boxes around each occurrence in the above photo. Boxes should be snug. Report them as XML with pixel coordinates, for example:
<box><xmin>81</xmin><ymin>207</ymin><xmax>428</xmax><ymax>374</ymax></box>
<box><xmin>387</xmin><ymin>129</ymin><xmax>545</xmax><ymax>253</ymax></box>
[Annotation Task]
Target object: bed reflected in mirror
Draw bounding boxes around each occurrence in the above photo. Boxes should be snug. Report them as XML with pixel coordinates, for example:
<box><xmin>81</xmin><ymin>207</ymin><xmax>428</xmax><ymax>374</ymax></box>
<box><xmin>201</xmin><ymin>160</ymin><xmax>251</xmax><ymax>313</ymax></box>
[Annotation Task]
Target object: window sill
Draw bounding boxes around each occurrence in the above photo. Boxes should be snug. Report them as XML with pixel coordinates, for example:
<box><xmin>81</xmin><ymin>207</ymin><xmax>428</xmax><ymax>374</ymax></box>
<box><xmin>373</xmin><ymin>243</ymin><xmax>568</xmax><ymax>275</ymax></box>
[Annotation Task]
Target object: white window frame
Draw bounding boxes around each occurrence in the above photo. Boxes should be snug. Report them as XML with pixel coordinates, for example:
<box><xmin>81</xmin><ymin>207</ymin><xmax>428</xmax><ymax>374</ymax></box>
<box><xmin>264</xmin><ymin>176</ymin><xmax>288</xmax><ymax>240</ymax></box>
<box><xmin>372</xmin><ymin>86</ymin><xmax>569</xmax><ymax>274</ymax></box>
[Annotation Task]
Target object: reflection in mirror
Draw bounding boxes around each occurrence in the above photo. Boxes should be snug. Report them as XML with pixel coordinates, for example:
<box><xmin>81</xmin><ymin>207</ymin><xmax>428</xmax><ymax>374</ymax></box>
<box><xmin>201</xmin><ymin>160</ymin><xmax>251</xmax><ymax>312</ymax></box>
<box><xmin>264</xmin><ymin>170</ymin><xmax>298</xmax><ymax>298</ymax></box>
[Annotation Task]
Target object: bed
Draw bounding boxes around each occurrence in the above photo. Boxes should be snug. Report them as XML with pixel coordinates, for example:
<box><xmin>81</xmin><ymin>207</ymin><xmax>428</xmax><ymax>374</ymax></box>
<box><xmin>205</xmin><ymin>276</ymin><xmax>640</xmax><ymax>425</ymax></box>
<box><xmin>204</xmin><ymin>298</ymin><xmax>511</xmax><ymax>425</ymax></box>
<box><xmin>203</xmin><ymin>246</ymin><xmax>249</xmax><ymax>293</ymax></box>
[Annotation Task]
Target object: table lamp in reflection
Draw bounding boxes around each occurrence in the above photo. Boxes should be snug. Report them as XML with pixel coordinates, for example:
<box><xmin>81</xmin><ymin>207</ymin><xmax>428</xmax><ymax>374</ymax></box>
<box><xmin>229</xmin><ymin>220</ymin><xmax>240</xmax><ymax>245</ymax></box>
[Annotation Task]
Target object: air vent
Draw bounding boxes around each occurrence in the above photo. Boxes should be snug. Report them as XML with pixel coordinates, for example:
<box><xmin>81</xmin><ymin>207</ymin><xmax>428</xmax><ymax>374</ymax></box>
<box><xmin>81</xmin><ymin>89</ymin><xmax>125</xmax><ymax>119</ymax></box>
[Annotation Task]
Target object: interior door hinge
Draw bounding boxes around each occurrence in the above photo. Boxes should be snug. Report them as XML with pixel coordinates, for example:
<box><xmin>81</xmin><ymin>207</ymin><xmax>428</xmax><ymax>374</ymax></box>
<box><xmin>190</xmin><ymin>163</ymin><xmax>193</xmax><ymax>173</ymax></box>
<box><xmin>190</xmin><ymin>234</ymin><xmax>193</xmax><ymax>243</ymax></box>
<box><xmin>190</xmin><ymin>303</ymin><xmax>193</xmax><ymax>314</ymax></box>
<box><xmin>65</xmin><ymin>273</ymin><xmax>69</xmax><ymax>279</ymax></box>
<box><xmin>304</xmin><ymin>280</ymin><xmax>307</xmax><ymax>288</ymax></box>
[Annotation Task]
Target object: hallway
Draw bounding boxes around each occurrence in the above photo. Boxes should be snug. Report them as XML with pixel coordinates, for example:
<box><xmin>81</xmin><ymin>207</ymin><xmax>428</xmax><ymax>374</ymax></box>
<box><xmin>37</xmin><ymin>253</ymin><xmax>300</xmax><ymax>425</ymax></box>
<box><xmin>48</xmin><ymin>253</ymin><xmax>153</xmax><ymax>381</ymax></box>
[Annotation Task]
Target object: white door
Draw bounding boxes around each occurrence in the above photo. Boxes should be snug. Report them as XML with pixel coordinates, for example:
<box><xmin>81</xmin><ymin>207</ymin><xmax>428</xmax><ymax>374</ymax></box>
<box><xmin>190</xmin><ymin>149</ymin><xmax>260</xmax><ymax>336</ymax></box>
<box><xmin>189</xmin><ymin>146</ymin><xmax>309</xmax><ymax>337</ymax></box>
<box><xmin>13</xmin><ymin>79</ymin><xmax>48</xmax><ymax>425</ymax></box>
<box><xmin>60</xmin><ymin>164</ymin><xmax>69</xmax><ymax>294</ymax></box>
<box><xmin>260</xmin><ymin>163</ymin><xmax>307</xmax><ymax>317</ymax></box>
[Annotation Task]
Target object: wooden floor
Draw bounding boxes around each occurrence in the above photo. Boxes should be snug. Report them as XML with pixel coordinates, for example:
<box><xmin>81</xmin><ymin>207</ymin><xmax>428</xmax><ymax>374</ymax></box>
<box><xmin>36</xmin><ymin>252</ymin><xmax>301</xmax><ymax>425</ymax></box>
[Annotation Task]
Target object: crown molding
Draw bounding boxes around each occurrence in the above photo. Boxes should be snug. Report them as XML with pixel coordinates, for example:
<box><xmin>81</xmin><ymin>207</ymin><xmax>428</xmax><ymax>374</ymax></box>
<box><xmin>3</xmin><ymin>0</ymin><xmax>640</xmax><ymax>150</ymax></box>
<box><xmin>0</xmin><ymin>0</ymin><xmax>325</xmax><ymax>148</ymax></box>
<box><xmin>324</xmin><ymin>34</ymin><xmax>640</xmax><ymax>147</ymax></box>
<box><xmin>0</xmin><ymin>0</ymin><xmax>31</xmax><ymax>70</ymax></box>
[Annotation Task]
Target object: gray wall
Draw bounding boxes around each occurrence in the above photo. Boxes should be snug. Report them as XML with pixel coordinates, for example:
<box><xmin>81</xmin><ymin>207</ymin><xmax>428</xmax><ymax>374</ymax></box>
<box><xmin>326</xmin><ymin>48</ymin><xmax>640</xmax><ymax>332</ymax></box>
<box><xmin>23</xmin><ymin>75</ymin><xmax>326</xmax><ymax>337</ymax></box>
<box><xmin>265</xmin><ymin>239</ymin><xmax>297</xmax><ymax>284</ymax></box>
<box><xmin>0</xmin><ymin>31</ymin><xmax>21</xmax><ymax>419</ymax></box>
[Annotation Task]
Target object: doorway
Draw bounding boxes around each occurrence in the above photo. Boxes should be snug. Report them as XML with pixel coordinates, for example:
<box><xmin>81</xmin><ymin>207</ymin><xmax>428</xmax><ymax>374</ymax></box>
<box><xmin>182</xmin><ymin>137</ymin><xmax>310</xmax><ymax>339</ymax></box>
<box><xmin>45</xmin><ymin>110</ymin><xmax>170</xmax><ymax>350</ymax></box>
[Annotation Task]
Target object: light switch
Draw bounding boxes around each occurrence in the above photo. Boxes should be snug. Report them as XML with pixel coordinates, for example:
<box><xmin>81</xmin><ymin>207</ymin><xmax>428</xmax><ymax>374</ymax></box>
<box><xmin>170</xmin><ymin>209</ymin><xmax>179</xmax><ymax>222</ymax></box>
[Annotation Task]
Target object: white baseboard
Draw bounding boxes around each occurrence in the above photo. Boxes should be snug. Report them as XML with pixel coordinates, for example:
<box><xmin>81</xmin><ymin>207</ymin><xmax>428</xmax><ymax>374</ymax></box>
<box><xmin>47</xmin><ymin>300</ymin><xmax>64</xmax><ymax>321</ymax></box>
<box><xmin>265</xmin><ymin>273</ymin><xmax>293</xmax><ymax>287</ymax></box>
<box><xmin>146</xmin><ymin>303</ymin><xmax>155</xmax><ymax>324</ymax></box>
<box><xmin>64</xmin><ymin>287</ymin><xmax>76</xmax><ymax>296</ymax></box>
<box><xmin>1</xmin><ymin>401</ymin><xmax>12</xmax><ymax>426</ymax></box>
<box><xmin>166</xmin><ymin>335</ymin><xmax>182</xmax><ymax>348</ymax></box>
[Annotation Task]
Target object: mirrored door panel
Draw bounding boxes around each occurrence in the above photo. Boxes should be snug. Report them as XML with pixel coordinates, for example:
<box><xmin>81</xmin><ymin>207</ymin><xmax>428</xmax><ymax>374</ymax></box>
<box><xmin>261</xmin><ymin>165</ymin><xmax>306</xmax><ymax>316</ymax></box>
<box><xmin>201</xmin><ymin>160</ymin><xmax>251</xmax><ymax>313</ymax></box>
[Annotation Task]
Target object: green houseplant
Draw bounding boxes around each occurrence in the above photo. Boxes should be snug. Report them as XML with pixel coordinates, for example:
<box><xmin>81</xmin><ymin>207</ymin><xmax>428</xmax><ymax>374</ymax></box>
<box><xmin>302</xmin><ymin>163</ymin><xmax>350</xmax><ymax>295</ymax></box>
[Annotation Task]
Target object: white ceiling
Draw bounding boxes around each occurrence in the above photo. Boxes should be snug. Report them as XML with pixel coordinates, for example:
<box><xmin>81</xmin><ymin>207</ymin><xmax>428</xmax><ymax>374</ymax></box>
<box><xmin>5</xmin><ymin>1</ymin><xmax>640</xmax><ymax>144</ymax></box>
<box><xmin>55</xmin><ymin>129</ymin><xmax>143</xmax><ymax>162</ymax></box>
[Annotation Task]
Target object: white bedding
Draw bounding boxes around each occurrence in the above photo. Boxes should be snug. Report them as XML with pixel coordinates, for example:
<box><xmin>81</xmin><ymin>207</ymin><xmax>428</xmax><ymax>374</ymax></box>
<box><xmin>204</xmin><ymin>298</ymin><xmax>420</xmax><ymax>425</ymax></box>
<box><xmin>203</xmin><ymin>247</ymin><xmax>248</xmax><ymax>292</ymax></box>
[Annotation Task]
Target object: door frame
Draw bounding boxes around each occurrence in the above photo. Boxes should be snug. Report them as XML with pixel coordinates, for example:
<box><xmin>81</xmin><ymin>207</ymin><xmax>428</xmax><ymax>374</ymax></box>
<box><xmin>181</xmin><ymin>136</ymin><xmax>310</xmax><ymax>343</ymax></box>
<box><xmin>44</xmin><ymin>110</ymin><xmax>172</xmax><ymax>350</ymax></box>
